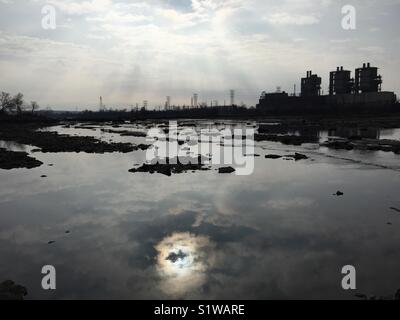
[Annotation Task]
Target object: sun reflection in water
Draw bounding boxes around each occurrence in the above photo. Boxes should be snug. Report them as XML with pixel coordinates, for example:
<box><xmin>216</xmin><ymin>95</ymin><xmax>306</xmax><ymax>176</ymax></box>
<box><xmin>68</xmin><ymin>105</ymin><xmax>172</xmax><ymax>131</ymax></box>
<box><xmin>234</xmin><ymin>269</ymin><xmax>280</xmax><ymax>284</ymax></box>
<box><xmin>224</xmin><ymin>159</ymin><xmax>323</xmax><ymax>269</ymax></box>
<box><xmin>155</xmin><ymin>232</ymin><xmax>212</xmax><ymax>297</ymax></box>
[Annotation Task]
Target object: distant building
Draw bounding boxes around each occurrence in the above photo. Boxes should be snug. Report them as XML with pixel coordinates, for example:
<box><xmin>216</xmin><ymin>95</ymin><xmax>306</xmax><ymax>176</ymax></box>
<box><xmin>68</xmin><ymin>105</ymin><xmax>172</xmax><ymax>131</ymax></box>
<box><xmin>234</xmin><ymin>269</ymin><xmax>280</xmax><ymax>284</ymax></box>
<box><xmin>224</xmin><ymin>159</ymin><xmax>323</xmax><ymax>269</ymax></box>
<box><xmin>354</xmin><ymin>63</ymin><xmax>382</xmax><ymax>93</ymax></box>
<box><xmin>259</xmin><ymin>91</ymin><xmax>289</xmax><ymax>105</ymax></box>
<box><xmin>257</xmin><ymin>63</ymin><xmax>397</xmax><ymax>113</ymax></box>
<box><xmin>329</xmin><ymin>66</ymin><xmax>354</xmax><ymax>95</ymax></box>
<box><xmin>301</xmin><ymin>71</ymin><xmax>321</xmax><ymax>97</ymax></box>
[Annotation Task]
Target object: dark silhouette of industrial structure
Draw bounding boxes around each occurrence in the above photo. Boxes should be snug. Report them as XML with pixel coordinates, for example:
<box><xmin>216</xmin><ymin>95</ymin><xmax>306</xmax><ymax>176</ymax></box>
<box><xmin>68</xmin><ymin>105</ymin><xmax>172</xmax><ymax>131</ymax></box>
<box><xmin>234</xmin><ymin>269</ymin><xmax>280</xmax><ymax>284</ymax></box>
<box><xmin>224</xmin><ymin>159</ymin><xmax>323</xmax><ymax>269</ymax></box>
<box><xmin>354</xmin><ymin>63</ymin><xmax>382</xmax><ymax>93</ymax></box>
<box><xmin>301</xmin><ymin>71</ymin><xmax>322</xmax><ymax>97</ymax></box>
<box><xmin>32</xmin><ymin>62</ymin><xmax>399</xmax><ymax>121</ymax></box>
<box><xmin>329</xmin><ymin>66</ymin><xmax>353</xmax><ymax>95</ymax></box>
<box><xmin>257</xmin><ymin>63</ymin><xmax>397</xmax><ymax>114</ymax></box>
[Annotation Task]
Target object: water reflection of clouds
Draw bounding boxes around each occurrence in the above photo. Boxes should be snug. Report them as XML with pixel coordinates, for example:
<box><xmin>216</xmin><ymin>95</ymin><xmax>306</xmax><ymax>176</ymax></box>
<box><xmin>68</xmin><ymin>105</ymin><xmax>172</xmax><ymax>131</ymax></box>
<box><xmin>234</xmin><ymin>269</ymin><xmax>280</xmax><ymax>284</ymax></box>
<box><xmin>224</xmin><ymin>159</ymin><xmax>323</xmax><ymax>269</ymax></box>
<box><xmin>265</xmin><ymin>197</ymin><xmax>315</xmax><ymax>210</ymax></box>
<box><xmin>2</xmin><ymin>123</ymin><xmax>400</xmax><ymax>299</ymax></box>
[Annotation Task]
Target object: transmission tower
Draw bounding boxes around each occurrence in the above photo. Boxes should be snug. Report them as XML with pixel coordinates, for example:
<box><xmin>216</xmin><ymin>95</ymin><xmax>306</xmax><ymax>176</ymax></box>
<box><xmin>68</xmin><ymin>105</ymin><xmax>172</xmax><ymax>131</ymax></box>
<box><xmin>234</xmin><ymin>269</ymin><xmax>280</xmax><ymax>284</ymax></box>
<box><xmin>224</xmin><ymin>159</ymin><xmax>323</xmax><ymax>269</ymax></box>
<box><xmin>230</xmin><ymin>90</ymin><xmax>235</xmax><ymax>106</ymax></box>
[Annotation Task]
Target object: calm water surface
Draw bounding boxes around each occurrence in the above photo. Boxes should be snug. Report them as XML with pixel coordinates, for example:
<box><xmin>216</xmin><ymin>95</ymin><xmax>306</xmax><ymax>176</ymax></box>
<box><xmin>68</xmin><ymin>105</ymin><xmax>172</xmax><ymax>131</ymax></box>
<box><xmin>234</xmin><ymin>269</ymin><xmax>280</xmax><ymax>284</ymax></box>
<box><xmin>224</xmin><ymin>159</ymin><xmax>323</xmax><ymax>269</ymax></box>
<box><xmin>1</xmin><ymin>121</ymin><xmax>400</xmax><ymax>299</ymax></box>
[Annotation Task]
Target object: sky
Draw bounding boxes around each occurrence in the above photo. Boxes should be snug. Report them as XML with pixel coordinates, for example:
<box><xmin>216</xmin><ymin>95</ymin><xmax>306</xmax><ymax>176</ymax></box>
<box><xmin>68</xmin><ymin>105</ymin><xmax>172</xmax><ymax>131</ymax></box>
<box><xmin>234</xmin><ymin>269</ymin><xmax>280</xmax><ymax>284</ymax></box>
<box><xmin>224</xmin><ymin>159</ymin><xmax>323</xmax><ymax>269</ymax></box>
<box><xmin>0</xmin><ymin>0</ymin><xmax>399</xmax><ymax>110</ymax></box>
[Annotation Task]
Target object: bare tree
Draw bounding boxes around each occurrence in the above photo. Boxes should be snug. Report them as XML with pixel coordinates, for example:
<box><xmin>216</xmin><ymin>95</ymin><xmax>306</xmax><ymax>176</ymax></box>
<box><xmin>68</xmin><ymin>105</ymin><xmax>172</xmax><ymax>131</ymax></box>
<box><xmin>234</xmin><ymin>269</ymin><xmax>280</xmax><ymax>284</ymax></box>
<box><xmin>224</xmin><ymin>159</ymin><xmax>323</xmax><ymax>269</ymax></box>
<box><xmin>0</xmin><ymin>92</ymin><xmax>11</xmax><ymax>113</ymax></box>
<box><xmin>11</xmin><ymin>93</ymin><xmax>24</xmax><ymax>114</ymax></box>
<box><xmin>30</xmin><ymin>101</ymin><xmax>40</xmax><ymax>114</ymax></box>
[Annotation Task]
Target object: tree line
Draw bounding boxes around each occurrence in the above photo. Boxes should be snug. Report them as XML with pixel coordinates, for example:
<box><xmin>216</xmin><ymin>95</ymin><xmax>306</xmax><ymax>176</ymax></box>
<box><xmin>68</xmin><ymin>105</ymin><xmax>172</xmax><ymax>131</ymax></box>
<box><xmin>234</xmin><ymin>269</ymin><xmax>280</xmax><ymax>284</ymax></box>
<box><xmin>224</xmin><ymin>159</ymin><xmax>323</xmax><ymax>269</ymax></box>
<box><xmin>0</xmin><ymin>91</ymin><xmax>39</xmax><ymax>115</ymax></box>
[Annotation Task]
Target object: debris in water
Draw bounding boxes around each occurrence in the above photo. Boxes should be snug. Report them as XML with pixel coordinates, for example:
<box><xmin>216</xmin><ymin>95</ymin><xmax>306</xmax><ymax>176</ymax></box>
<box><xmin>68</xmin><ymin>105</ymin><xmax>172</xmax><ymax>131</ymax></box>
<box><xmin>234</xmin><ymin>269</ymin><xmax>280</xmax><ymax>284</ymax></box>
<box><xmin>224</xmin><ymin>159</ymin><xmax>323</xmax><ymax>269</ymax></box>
<box><xmin>218</xmin><ymin>167</ymin><xmax>236</xmax><ymax>174</ymax></box>
<box><xmin>129</xmin><ymin>156</ymin><xmax>210</xmax><ymax>176</ymax></box>
<box><xmin>265</xmin><ymin>154</ymin><xmax>283</xmax><ymax>159</ymax></box>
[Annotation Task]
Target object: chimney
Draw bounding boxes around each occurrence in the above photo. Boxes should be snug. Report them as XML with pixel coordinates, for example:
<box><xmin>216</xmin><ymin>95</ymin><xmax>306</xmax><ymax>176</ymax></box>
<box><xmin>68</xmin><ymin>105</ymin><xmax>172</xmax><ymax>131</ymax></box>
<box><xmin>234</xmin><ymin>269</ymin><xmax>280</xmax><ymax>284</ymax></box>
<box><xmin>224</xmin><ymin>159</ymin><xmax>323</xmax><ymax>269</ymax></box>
<box><xmin>367</xmin><ymin>62</ymin><xmax>370</xmax><ymax>68</ymax></box>
<box><xmin>341</xmin><ymin>66</ymin><xmax>344</xmax><ymax>71</ymax></box>
<box><xmin>337</xmin><ymin>67</ymin><xmax>340</xmax><ymax>71</ymax></box>
<box><xmin>363</xmin><ymin>63</ymin><xmax>366</xmax><ymax>68</ymax></box>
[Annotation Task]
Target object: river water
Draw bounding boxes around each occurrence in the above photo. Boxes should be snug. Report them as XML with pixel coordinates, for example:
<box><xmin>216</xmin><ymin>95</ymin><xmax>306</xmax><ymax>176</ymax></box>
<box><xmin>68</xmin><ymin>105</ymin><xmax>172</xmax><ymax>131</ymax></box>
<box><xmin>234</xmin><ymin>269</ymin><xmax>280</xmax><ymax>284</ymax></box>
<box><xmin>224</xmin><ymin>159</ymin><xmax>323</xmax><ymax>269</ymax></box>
<box><xmin>1</xmin><ymin>121</ymin><xmax>400</xmax><ymax>299</ymax></box>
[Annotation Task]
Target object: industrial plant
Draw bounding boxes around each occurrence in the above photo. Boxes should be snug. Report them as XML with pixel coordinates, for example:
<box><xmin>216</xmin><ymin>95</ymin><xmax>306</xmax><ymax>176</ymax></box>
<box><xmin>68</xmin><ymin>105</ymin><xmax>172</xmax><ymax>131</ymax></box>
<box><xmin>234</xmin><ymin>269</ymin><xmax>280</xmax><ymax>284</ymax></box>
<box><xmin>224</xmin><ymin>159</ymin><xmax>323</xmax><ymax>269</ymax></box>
<box><xmin>257</xmin><ymin>63</ymin><xmax>397</xmax><ymax>113</ymax></box>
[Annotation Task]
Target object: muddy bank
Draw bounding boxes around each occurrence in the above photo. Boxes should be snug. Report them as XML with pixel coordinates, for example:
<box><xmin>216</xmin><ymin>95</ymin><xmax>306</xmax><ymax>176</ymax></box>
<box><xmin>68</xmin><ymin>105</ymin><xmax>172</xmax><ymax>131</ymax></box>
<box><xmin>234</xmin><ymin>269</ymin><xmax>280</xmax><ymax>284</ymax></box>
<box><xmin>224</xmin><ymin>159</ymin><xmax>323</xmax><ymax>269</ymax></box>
<box><xmin>0</xmin><ymin>123</ymin><xmax>139</xmax><ymax>153</ymax></box>
<box><xmin>322</xmin><ymin>137</ymin><xmax>400</xmax><ymax>154</ymax></box>
<box><xmin>265</xmin><ymin>153</ymin><xmax>310</xmax><ymax>161</ymax></box>
<box><xmin>255</xmin><ymin>134</ymin><xmax>318</xmax><ymax>145</ymax></box>
<box><xmin>258</xmin><ymin>115</ymin><xmax>400</xmax><ymax>131</ymax></box>
<box><xmin>0</xmin><ymin>148</ymin><xmax>43</xmax><ymax>170</ymax></box>
<box><xmin>129</xmin><ymin>156</ymin><xmax>211</xmax><ymax>176</ymax></box>
<box><xmin>100</xmin><ymin>128</ymin><xmax>147</xmax><ymax>137</ymax></box>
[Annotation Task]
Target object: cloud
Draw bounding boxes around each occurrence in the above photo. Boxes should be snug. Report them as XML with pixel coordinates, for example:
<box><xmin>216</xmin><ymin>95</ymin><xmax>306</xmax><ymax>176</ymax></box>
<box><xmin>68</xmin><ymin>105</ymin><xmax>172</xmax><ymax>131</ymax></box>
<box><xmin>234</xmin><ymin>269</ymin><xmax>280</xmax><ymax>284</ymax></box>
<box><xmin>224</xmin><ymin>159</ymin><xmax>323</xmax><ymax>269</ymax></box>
<box><xmin>47</xmin><ymin>0</ymin><xmax>113</xmax><ymax>15</ymax></box>
<box><xmin>0</xmin><ymin>0</ymin><xmax>399</xmax><ymax>109</ymax></box>
<box><xmin>265</xmin><ymin>13</ymin><xmax>320</xmax><ymax>26</ymax></box>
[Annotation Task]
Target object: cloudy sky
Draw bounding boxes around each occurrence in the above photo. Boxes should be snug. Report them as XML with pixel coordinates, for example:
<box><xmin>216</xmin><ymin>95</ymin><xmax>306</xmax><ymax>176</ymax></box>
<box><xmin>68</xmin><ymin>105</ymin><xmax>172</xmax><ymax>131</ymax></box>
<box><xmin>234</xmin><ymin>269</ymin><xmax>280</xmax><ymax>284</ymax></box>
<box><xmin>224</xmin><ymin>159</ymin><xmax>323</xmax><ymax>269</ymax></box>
<box><xmin>0</xmin><ymin>0</ymin><xmax>399</xmax><ymax>110</ymax></box>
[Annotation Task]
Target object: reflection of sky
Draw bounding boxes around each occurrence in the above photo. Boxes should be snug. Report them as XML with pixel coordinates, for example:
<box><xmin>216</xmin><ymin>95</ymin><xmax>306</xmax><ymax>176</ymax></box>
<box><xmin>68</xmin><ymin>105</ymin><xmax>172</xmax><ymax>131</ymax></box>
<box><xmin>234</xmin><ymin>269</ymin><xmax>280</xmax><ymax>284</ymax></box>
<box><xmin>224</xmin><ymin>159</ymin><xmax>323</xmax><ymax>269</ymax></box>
<box><xmin>0</xmin><ymin>122</ymin><xmax>400</xmax><ymax>299</ymax></box>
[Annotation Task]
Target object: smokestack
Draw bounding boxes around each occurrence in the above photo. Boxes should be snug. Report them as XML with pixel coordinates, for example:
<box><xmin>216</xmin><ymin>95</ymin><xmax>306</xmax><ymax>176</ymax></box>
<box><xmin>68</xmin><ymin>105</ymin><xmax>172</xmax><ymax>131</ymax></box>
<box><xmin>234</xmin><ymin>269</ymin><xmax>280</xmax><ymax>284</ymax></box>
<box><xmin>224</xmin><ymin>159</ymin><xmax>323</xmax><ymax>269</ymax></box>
<box><xmin>337</xmin><ymin>67</ymin><xmax>340</xmax><ymax>71</ymax></box>
<box><xmin>363</xmin><ymin>63</ymin><xmax>366</xmax><ymax>68</ymax></box>
<box><xmin>341</xmin><ymin>66</ymin><xmax>343</xmax><ymax>71</ymax></box>
<box><xmin>367</xmin><ymin>62</ymin><xmax>370</xmax><ymax>68</ymax></box>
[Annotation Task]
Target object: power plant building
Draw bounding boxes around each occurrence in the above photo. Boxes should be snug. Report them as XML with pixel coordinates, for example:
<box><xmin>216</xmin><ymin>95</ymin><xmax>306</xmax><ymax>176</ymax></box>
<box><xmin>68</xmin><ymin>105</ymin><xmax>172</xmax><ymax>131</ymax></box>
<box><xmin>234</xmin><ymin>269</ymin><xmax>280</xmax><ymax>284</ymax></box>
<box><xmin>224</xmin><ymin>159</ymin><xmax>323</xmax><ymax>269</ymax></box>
<box><xmin>329</xmin><ymin>66</ymin><xmax>354</xmax><ymax>95</ymax></box>
<box><xmin>257</xmin><ymin>63</ymin><xmax>396</xmax><ymax>113</ymax></box>
<box><xmin>301</xmin><ymin>71</ymin><xmax>322</xmax><ymax>97</ymax></box>
<box><xmin>354</xmin><ymin>63</ymin><xmax>382</xmax><ymax>93</ymax></box>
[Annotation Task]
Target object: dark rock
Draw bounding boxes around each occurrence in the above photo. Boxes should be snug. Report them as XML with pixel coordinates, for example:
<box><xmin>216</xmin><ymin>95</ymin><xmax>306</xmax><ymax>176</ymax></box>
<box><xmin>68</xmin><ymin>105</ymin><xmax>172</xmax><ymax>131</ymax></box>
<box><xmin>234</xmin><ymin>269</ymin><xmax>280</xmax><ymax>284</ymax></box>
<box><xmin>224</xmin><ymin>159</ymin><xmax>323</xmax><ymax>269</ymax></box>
<box><xmin>395</xmin><ymin>289</ymin><xmax>400</xmax><ymax>300</ymax></box>
<box><xmin>48</xmin><ymin>241</ymin><xmax>55</xmax><ymax>245</ymax></box>
<box><xmin>129</xmin><ymin>157</ymin><xmax>210</xmax><ymax>176</ymax></box>
<box><xmin>101</xmin><ymin>128</ymin><xmax>147</xmax><ymax>137</ymax></box>
<box><xmin>285</xmin><ymin>153</ymin><xmax>309</xmax><ymax>161</ymax></box>
<box><xmin>265</xmin><ymin>154</ymin><xmax>283</xmax><ymax>159</ymax></box>
<box><xmin>254</xmin><ymin>134</ymin><xmax>318</xmax><ymax>146</ymax></box>
<box><xmin>322</xmin><ymin>140</ymin><xmax>354</xmax><ymax>150</ymax></box>
<box><xmin>136</xmin><ymin>144</ymin><xmax>151</xmax><ymax>151</ymax></box>
<box><xmin>335</xmin><ymin>191</ymin><xmax>344</xmax><ymax>196</ymax></box>
<box><xmin>218</xmin><ymin>167</ymin><xmax>236</xmax><ymax>174</ymax></box>
<box><xmin>390</xmin><ymin>207</ymin><xmax>400</xmax><ymax>213</ymax></box>
<box><xmin>0</xmin><ymin>123</ymin><xmax>136</xmax><ymax>154</ymax></box>
<box><xmin>322</xmin><ymin>137</ymin><xmax>400</xmax><ymax>153</ymax></box>
<box><xmin>0</xmin><ymin>148</ymin><xmax>43</xmax><ymax>170</ymax></box>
